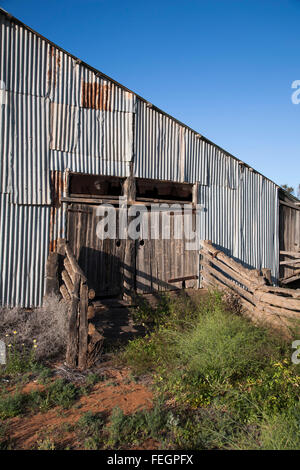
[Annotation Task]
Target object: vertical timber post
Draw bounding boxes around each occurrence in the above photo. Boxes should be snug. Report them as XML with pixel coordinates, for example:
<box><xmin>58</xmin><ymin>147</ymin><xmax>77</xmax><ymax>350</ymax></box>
<box><xmin>66</xmin><ymin>273</ymin><xmax>80</xmax><ymax>368</ymax></box>
<box><xmin>123</xmin><ymin>176</ymin><xmax>136</xmax><ymax>300</ymax></box>
<box><xmin>78</xmin><ymin>281</ymin><xmax>88</xmax><ymax>370</ymax></box>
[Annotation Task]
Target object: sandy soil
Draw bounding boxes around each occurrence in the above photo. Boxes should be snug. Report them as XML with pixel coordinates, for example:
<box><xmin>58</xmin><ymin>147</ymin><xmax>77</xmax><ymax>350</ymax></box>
<box><xmin>6</xmin><ymin>364</ymin><xmax>155</xmax><ymax>450</ymax></box>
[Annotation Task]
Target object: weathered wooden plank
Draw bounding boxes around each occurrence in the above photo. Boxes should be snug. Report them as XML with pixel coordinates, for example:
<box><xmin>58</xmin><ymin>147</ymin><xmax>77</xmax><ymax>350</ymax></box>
<box><xmin>45</xmin><ymin>252</ymin><xmax>59</xmax><ymax>295</ymax></box>
<box><xmin>281</xmin><ymin>273</ymin><xmax>300</xmax><ymax>285</ymax></box>
<box><xmin>62</xmin><ymin>269</ymin><xmax>74</xmax><ymax>298</ymax></box>
<box><xmin>202</xmin><ymin>261</ymin><xmax>256</xmax><ymax>305</ymax></box>
<box><xmin>78</xmin><ymin>282</ymin><xmax>88</xmax><ymax>370</ymax></box>
<box><xmin>65</xmin><ymin>244</ymin><xmax>87</xmax><ymax>282</ymax></box>
<box><xmin>66</xmin><ymin>273</ymin><xmax>80</xmax><ymax>368</ymax></box>
<box><xmin>59</xmin><ymin>284</ymin><xmax>70</xmax><ymax>302</ymax></box>
<box><xmin>280</xmin><ymin>260</ymin><xmax>300</xmax><ymax>266</ymax></box>
<box><xmin>280</xmin><ymin>200</ymin><xmax>300</xmax><ymax>211</ymax></box>
<box><xmin>260</xmin><ymin>285</ymin><xmax>300</xmax><ymax>298</ymax></box>
<box><xmin>280</xmin><ymin>250</ymin><xmax>300</xmax><ymax>257</ymax></box>
<box><xmin>201</xmin><ymin>249</ymin><xmax>259</xmax><ymax>291</ymax></box>
<box><xmin>168</xmin><ymin>275</ymin><xmax>198</xmax><ymax>283</ymax></box>
<box><xmin>256</xmin><ymin>291</ymin><xmax>300</xmax><ymax>312</ymax></box>
<box><xmin>64</xmin><ymin>258</ymin><xmax>76</xmax><ymax>285</ymax></box>
<box><xmin>201</xmin><ymin>240</ymin><xmax>264</xmax><ymax>285</ymax></box>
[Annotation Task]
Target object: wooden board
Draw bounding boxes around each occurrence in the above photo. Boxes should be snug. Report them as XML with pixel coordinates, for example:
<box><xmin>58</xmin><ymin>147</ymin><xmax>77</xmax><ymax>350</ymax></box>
<box><xmin>67</xmin><ymin>203</ymin><xmax>126</xmax><ymax>297</ymax></box>
<box><xmin>67</xmin><ymin>202</ymin><xmax>199</xmax><ymax>297</ymax></box>
<box><xmin>279</xmin><ymin>198</ymin><xmax>300</xmax><ymax>282</ymax></box>
<box><xmin>135</xmin><ymin>209</ymin><xmax>199</xmax><ymax>293</ymax></box>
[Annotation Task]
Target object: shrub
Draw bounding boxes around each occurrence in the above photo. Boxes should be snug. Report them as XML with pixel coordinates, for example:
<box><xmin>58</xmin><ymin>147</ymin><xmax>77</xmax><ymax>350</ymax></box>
<box><xmin>0</xmin><ymin>421</ymin><xmax>11</xmax><ymax>449</ymax></box>
<box><xmin>37</xmin><ymin>438</ymin><xmax>56</xmax><ymax>450</ymax></box>
<box><xmin>107</xmin><ymin>402</ymin><xmax>170</xmax><ymax>448</ymax></box>
<box><xmin>0</xmin><ymin>294</ymin><xmax>68</xmax><ymax>362</ymax></box>
<box><xmin>256</xmin><ymin>407</ymin><xmax>300</xmax><ymax>450</ymax></box>
<box><xmin>125</xmin><ymin>291</ymin><xmax>284</xmax><ymax>407</ymax></box>
<box><xmin>77</xmin><ymin>411</ymin><xmax>105</xmax><ymax>449</ymax></box>
<box><xmin>42</xmin><ymin>379</ymin><xmax>79</xmax><ymax>410</ymax></box>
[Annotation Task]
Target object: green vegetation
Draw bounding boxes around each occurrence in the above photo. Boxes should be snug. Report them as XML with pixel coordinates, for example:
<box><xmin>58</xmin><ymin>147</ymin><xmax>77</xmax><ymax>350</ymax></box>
<box><xmin>37</xmin><ymin>437</ymin><xmax>56</xmax><ymax>450</ymax></box>
<box><xmin>77</xmin><ymin>411</ymin><xmax>105</xmax><ymax>449</ymax></box>
<box><xmin>106</xmin><ymin>402</ymin><xmax>170</xmax><ymax>448</ymax></box>
<box><xmin>0</xmin><ymin>421</ymin><xmax>11</xmax><ymax>450</ymax></box>
<box><xmin>0</xmin><ymin>378</ymin><xmax>80</xmax><ymax>419</ymax></box>
<box><xmin>1</xmin><ymin>290</ymin><xmax>300</xmax><ymax>450</ymax></box>
<box><xmin>121</xmin><ymin>290</ymin><xmax>300</xmax><ymax>450</ymax></box>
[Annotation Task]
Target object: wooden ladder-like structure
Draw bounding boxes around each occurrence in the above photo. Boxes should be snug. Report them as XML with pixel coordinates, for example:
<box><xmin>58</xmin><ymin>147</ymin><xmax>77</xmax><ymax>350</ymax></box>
<box><xmin>45</xmin><ymin>240</ymin><xmax>103</xmax><ymax>369</ymax></box>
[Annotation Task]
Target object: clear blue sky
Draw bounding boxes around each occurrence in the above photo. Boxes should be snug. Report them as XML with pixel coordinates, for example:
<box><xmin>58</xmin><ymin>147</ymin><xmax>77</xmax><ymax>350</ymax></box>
<box><xmin>2</xmin><ymin>0</ymin><xmax>300</xmax><ymax>191</ymax></box>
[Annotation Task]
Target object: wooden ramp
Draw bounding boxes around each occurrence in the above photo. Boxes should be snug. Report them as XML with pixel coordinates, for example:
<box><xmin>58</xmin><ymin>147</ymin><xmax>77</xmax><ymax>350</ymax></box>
<box><xmin>92</xmin><ymin>289</ymin><xmax>208</xmax><ymax>345</ymax></box>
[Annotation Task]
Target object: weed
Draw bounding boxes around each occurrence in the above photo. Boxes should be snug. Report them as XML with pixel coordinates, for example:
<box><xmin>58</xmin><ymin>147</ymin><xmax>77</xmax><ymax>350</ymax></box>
<box><xmin>37</xmin><ymin>438</ymin><xmax>56</xmax><ymax>450</ymax></box>
<box><xmin>0</xmin><ymin>421</ymin><xmax>11</xmax><ymax>449</ymax></box>
<box><xmin>85</xmin><ymin>373</ymin><xmax>102</xmax><ymax>387</ymax></box>
<box><xmin>107</xmin><ymin>402</ymin><xmax>170</xmax><ymax>448</ymax></box>
<box><xmin>42</xmin><ymin>379</ymin><xmax>79</xmax><ymax>410</ymax></box>
<box><xmin>36</xmin><ymin>367</ymin><xmax>53</xmax><ymax>385</ymax></box>
<box><xmin>77</xmin><ymin>411</ymin><xmax>105</xmax><ymax>449</ymax></box>
<box><xmin>0</xmin><ymin>391</ymin><xmax>29</xmax><ymax>419</ymax></box>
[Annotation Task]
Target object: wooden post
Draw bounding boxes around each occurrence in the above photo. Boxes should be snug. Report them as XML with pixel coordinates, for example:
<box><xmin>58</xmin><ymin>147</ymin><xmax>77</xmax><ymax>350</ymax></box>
<box><xmin>192</xmin><ymin>182</ymin><xmax>199</xmax><ymax>207</ymax></box>
<box><xmin>122</xmin><ymin>176</ymin><xmax>136</xmax><ymax>300</ymax></box>
<box><xmin>123</xmin><ymin>175</ymin><xmax>136</xmax><ymax>202</ymax></box>
<box><xmin>262</xmin><ymin>268</ymin><xmax>272</xmax><ymax>286</ymax></box>
<box><xmin>45</xmin><ymin>252</ymin><xmax>59</xmax><ymax>296</ymax></box>
<box><xmin>66</xmin><ymin>273</ymin><xmax>80</xmax><ymax>368</ymax></box>
<box><xmin>123</xmin><ymin>235</ymin><xmax>136</xmax><ymax>300</ymax></box>
<box><xmin>78</xmin><ymin>281</ymin><xmax>88</xmax><ymax>370</ymax></box>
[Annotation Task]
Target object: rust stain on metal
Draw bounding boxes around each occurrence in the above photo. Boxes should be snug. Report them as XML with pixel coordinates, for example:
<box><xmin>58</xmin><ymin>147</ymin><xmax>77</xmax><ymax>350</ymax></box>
<box><xmin>49</xmin><ymin>171</ymin><xmax>63</xmax><ymax>252</ymax></box>
<box><xmin>47</xmin><ymin>45</ymin><xmax>58</xmax><ymax>91</ymax></box>
<box><xmin>81</xmin><ymin>81</ymin><xmax>112</xmax><ymax>111</ymax></box>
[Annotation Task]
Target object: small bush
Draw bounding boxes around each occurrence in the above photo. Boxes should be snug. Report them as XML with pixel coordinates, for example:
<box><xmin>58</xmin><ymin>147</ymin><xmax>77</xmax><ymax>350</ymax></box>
<box><xmin>5</xmin><ymin>343</ymin><xmax>37</xmax><ymax>375</ymax></box>
<box><xmin>0</xmin><ymin>294</ymin><xmax>68</xmax><ymax>362</ymax></box>
<box><xmin>0</xmin><ymin>421</ymin><xmax>11</xmax><ymax>449</ymax></box>
<box><xmin>43</xmin><ymin>379</ymin><xmax>79</xmax><ymax>410</ymax></box>
<box><xmin>37</xmin><ymin>438</ymin><xmax>56</xmax><ymax>450</ymax></box>
<box><xmin>77</xmin><ymin>411</ymin><xmax>105</xmax><ymax>449</ymax></box>
<box><xmin>256</xmin><ymin>407</ymin><xmax>300</xmax><ymax>450</ymax></box>
<box><xmin>107</xmin><ymin>402</ymin><xmax>170</xmax><ymax>448</ymax></box>
<box><xmin>85</xmin><ymin>373</ymin><xmax>103</xmax><ymax>387</ymax></box>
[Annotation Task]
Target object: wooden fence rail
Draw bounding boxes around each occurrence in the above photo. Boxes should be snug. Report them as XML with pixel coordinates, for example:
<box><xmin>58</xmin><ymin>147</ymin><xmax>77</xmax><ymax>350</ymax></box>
<box><xmin>279</xmin><ymin>250</ymin><xmax>300</xmax><ymax>285</ymax></box>
<box><xmin>200</xmin><ymin>240</ymin><xmax>300</xmax><ymax>336</ymax></box>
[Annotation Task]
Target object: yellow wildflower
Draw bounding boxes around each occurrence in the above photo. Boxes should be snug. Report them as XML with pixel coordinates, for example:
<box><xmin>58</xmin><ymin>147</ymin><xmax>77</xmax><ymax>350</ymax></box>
<box><xmin>13</xmin><ymin>331</ymin><xmax>17</xmax><ymax>335</ymax></box>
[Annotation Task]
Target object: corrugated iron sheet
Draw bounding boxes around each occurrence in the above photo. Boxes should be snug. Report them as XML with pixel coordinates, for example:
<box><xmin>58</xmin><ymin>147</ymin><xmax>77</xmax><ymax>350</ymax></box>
<box><xmin>0</xmin><ymin>14</ymin><xmax>49</xmax><ymax>98</ymax></box>
<box><xmin>0</xmin><ymin>193</ymin><xmax>50</xmax><ymax>306</ymax></box>
<box><xmin>134</xmin><ymin>100</ymin><xmax>208</xmax><ymax>184</ymax></box>
<box><xmin>8</xmin><ymin>91</ymin><xmax>51</xmax><ymax>205</ymax></box>
<box><xmin>198</xmin><ymin>168</ymin><xmax>279</xmax><ymax>281</ymax></box>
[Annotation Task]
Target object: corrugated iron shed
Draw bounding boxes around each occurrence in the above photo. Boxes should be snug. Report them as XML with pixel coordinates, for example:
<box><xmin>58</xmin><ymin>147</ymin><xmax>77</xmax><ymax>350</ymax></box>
<box><xmin>0</xmin><ymin>8</ymin><xmax>282</xmax><ymax>306</ymax></box>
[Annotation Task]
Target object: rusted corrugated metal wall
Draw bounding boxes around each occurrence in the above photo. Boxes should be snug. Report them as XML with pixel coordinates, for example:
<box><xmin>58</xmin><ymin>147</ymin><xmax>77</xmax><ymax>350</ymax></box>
<box><xmin>0</xmin><ymin>9</ymin><xmax>280</xmax><ymax>306</ymax></box>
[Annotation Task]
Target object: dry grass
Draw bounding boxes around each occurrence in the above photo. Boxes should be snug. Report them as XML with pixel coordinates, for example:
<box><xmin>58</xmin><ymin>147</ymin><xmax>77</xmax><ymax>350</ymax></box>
<box><xmin>0</xmin><ymin>294</ymin><xmax>68</xmax><ymax>361</ymax></box>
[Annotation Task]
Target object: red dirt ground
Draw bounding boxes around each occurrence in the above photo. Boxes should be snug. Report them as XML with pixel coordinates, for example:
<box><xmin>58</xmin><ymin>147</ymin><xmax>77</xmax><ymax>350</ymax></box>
<box><xmin>6</xmin><ymin>363</ymin><xmax>156</xmax><ymax>450</ymax></box>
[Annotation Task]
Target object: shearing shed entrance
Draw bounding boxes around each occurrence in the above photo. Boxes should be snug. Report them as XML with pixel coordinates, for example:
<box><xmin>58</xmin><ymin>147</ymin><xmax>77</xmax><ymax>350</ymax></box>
<box><xmin>64</xmin><ymin>173</ymin><xmax>199</xmax><ymax>299</ymax></box>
